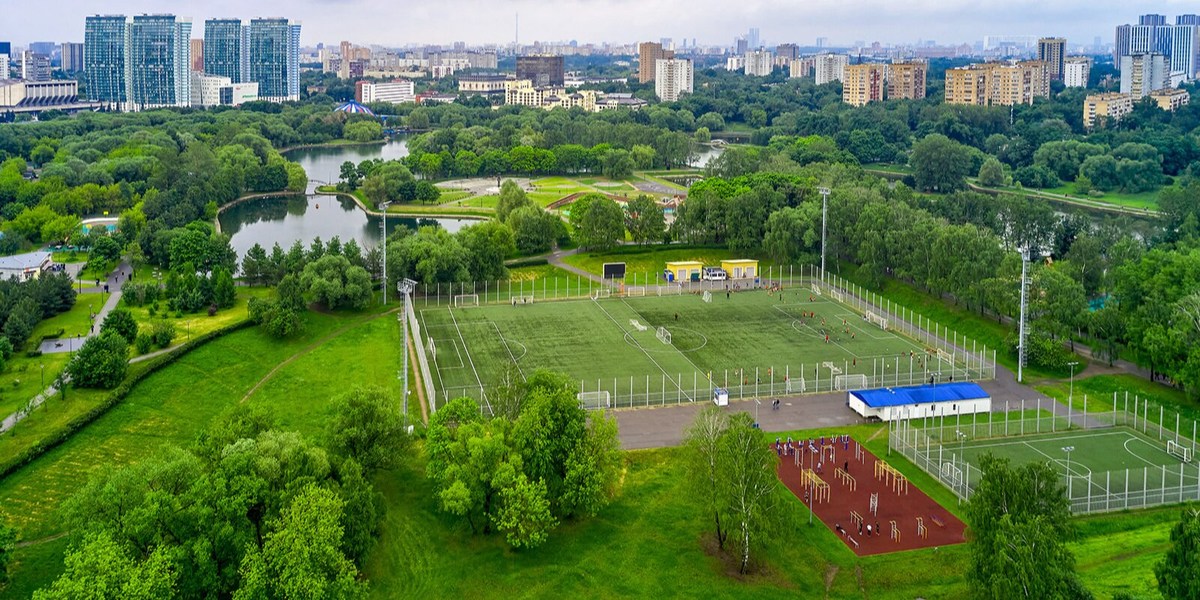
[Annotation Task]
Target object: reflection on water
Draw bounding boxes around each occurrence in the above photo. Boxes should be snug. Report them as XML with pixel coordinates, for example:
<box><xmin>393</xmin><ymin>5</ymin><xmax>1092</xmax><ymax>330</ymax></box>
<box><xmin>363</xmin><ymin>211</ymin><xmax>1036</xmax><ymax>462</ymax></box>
<box><xmin>219</xmin><ymin>195</ymin><xmax>479</xmax><ymax>259</ymax></box>
<box><xmin>285</xmin><ymin>139</ymin><xmax>410</xmax><ymax>193</ymax></box>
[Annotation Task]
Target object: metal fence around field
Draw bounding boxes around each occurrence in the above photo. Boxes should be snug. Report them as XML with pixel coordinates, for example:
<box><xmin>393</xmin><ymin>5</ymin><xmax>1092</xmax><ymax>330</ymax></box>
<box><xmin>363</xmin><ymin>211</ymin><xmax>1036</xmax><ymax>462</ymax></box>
<box><xmin>888</xmin><ymin>391</ymin><xmax>1200</xmax><ymax>514</ymax></box>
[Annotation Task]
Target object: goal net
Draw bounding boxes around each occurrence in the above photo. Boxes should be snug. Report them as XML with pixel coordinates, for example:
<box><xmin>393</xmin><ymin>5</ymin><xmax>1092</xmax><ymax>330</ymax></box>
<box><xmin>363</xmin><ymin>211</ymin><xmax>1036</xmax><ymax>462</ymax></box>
<box><xmin>510</xmin><ymin>295</ymin><xmax>534</xmax><ymax>305</ymax></box>
<box><xmin>656</xmin><ymin>326</ymin><xmax>672</xmax><ymax>345</ymax></box>
<box><xmin>936</xmin><ymin>348</ymin><xmax>954</xmax><ymax>364</ymax></box>
<box><xmin>941</xmin><ymin>462</ymin><xmax>963</xmax><ymax>487</ymax></box>
<box><xmin>426</xmin><ymin>338</ymin><xmax>436</xmax><ymax>360</ymax></box>
<box><xmin>577</xmin><ymin>390</ymin><xmax>611</xmax><ymax>410</ymax></box>
<box><xmin>785</xmin><ymin>377</ymin><xmax>807</xmax><ymax>394</ymax></box>
<box><xmin>702</xmin><ymin>290</ymin><xmax>712</xmax><ymax>303</ymax></box>
<box><xmin>626</xmin><ymin>286</ymin><xmax>647</xmax><ymax>297</ymax></box>
<box><xmin>1168</xmin><ymin>440</ymin><xmax>1193</xmax><ymax>463</ymax></box>
<box><xmin>834</xmin><ymin>374</ymin><xmax>868</xmax><ymax>391</ymax></box>
<box><xmin>453</xmin><ymin>294</ymin><xmax>479</xmax><ymax>307</ymax></box>
<box><xmin>830</xmin><ymin>289</ymin><xmax>844</xmax><ymax>302</ymax></box>
<box><xmin>592</xmin><ymin>288</ymin><xmax>612</xmax><ymax>300</ymax></box>
<box><xmin>629</xmin><ymin>319</ymin><xmax>648</xmax><ymax>332</ymax></box>
<box><xmin>811</xmin><ymin>283</ymin><xmax>822</xmax><ymax>296</ymax></box>
<box><xmin>865</xmin><ymin>310</ymin><xmax>887</xmax><ymax>330</ymax></box>
<box><xmin>657</xmin><ymin>285</ymin><xmax>682</xmax><ymax>296</ymax></box>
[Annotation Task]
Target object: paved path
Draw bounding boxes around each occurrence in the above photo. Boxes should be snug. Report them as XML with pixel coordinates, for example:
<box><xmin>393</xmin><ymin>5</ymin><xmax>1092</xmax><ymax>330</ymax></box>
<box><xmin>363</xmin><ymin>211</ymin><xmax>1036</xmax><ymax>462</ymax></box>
<box><xmin>39</xmin><ymin>260</ymin><xmax>130</xmax><ymax>354</ymax></box>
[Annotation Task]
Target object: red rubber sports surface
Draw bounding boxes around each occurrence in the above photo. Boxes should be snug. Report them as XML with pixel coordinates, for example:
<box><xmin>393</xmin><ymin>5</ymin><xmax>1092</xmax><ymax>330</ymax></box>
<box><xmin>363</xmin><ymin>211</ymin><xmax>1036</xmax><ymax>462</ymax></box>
<box><xmin>774</xmin><ymin>438</ymin><xmax>967</xmax><ymax>556</ymax></box>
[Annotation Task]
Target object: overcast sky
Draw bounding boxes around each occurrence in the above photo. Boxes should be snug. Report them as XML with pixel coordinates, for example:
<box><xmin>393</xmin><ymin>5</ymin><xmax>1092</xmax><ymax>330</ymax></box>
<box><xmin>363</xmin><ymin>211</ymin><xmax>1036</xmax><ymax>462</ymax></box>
<box><xmin>4</xmin><ymin>1</ymin><xmax>1197</xmax><ymax>49</ymax></box>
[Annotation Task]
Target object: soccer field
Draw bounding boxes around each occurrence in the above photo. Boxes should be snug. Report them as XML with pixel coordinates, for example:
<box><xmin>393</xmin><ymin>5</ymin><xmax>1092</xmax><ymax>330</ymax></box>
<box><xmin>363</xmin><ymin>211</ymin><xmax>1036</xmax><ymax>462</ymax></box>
<box><xmin>894</xmin><ymin>418</ymin><xmax>1200</xmax><ymax>514</ymax></box>
<box><xmin>417</xmin><ymin>287</ymin><xmax>988</xmax><ymax>410</ymax></box>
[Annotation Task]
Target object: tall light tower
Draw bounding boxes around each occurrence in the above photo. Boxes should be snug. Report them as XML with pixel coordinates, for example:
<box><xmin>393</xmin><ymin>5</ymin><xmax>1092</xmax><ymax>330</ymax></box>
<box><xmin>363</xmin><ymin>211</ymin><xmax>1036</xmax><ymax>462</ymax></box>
<box><xmin>1017</xmin><ymin>247</ymin><xmax>1030</xmax><ymax>383</ymax></box>
<box><xmin>380</xmin><ymin>202</ymin><xmax>390</xmax><ymax>305</ymax></box>
<box><xmin>1067</xmin><ymin>361</ymin><xmax>1079</xmax><ymax>403</ymax></box>
<box><xmin>398</xmin><ymin>278</ymin><xmax>417</xmax><ymax>426</ymax></box>
<box><xmin>818</xmin><ymin>187</ymin><xmax>830</xmax><ymax>282</ymax></box>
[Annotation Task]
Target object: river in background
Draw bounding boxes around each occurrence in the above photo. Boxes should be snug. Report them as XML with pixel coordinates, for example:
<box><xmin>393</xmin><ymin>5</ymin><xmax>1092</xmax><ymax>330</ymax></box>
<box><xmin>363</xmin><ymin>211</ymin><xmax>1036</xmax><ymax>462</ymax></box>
<box><xmin>219</xmin><ymin>138</ymin><xmax>478</xmax><ymax>258</ymax></box>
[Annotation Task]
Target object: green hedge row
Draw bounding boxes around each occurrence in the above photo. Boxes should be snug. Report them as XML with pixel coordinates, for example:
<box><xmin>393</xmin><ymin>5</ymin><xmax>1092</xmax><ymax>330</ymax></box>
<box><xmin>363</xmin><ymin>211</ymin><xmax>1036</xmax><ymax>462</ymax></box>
<box><xmin>505</xmin><ymin>257</ymin><xmax>550</xmax><ymax>268</ymax></box>
<box><xmin>0</xmin><ymin>320</ymin><xmax>255</xmax><ymax>481</ymax></box>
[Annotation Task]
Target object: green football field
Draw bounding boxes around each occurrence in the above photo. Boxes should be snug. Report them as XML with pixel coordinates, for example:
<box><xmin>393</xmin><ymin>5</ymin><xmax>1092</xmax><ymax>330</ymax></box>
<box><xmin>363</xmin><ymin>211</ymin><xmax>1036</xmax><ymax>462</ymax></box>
<box><xmin>417</xmin><ymin>288</ymin><xmax>979</xmax><ymax>409</ymax></box>
<box><xmin>943</xmin><ymin>427</ymin><xmax>1200</xmax><ymax>511</ymax></box>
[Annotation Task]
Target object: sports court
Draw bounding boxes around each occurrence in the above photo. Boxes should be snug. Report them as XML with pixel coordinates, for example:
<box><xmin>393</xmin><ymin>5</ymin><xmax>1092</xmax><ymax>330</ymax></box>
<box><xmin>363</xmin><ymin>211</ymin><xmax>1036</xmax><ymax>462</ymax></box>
<box><xmin>775</xmin><ymin>436</ymin><xmax>966</xmax><ymax>556</ymax></box>
<box><xmin>417</xmin><ymin>286</ymin><xmax>982</xmax><ymax>410</ymax></box>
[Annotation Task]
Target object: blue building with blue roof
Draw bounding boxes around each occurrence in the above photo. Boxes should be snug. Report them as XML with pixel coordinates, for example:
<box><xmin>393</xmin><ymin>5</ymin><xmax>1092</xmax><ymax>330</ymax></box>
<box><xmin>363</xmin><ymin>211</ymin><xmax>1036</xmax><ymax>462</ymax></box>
<box><xmin>848</xmin><ymin>382</ymin><xmax>991</xmax><ymax>422</ymax></box>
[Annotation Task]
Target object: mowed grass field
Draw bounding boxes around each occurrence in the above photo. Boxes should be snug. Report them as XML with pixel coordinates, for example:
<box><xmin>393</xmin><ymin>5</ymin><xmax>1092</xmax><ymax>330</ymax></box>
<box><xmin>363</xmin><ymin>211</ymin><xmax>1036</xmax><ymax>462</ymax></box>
<box><xmin>0</xmin><ymin>309</ymin><xmax>405</xmax><ymax>598</ymax></box>
<box><xmin>418</xmin><ymin>289</ymin><xmax>945</xmax><ymax>408</ymax></box>
<box><xmin>952</xmin><ymin>427</ymin><xmax>1199</xmax><ymax>498</ymax></box>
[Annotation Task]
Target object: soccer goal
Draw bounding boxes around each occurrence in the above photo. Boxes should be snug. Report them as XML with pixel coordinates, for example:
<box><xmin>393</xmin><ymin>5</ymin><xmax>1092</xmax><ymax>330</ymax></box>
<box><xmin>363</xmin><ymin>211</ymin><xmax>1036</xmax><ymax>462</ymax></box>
<box><xmin>1168</xmin><ymin>440</ymin><xmax>1194</xmax><ymax>463</ymax></box>
<box><xmin>453</xmin><ymin>294</ymin><xmax>479</xmax><ymax>307</ymax></box>
<box><xmin>702</xmin><ymin>290</ymin><xmax>712</xmax><ymax>303</ymax></box>
<box><xmin>834</xmin><ymin>374</ymin><xmax>868</xmax><ymax>391</ymax></box>
<box><xmin>936</xmin><ymin>348</ymin><xmax>954</xmax><ymax>364</ymax></box>
<box><xmin>629</xmin><ymin>319</ymin><xmax>648</xmax><ymax>332</ymax></box>
<box><xmin>865</xmin><ymin>310</ymin><xmax>887</xmax><ymax>330</ymax></box>
<box><xmin>811</xmin><ymin>283</ymin><xmax>823</xmax><ymax>296</ymax></box>
<box><xmin>656</xmin><ymin>326</ymin><xmax>672</xmax><ymax>345</ymax></box>
<box><xmin>941</xmin><ymin>462</ymin><xmax>964</xmax><ymax>488</ymax></box>
<box><xmin>785</xmin><ymin>377</ymin><xmax>807</xmax><ymax>394</ymax></box>
<box><xmin>592</xmin><ymin>288</ymin><xmax>612</xmax><ymax>300</ymax></box>
<box><xmin>626</xmin><ymin>286</ymin><xmax>647</xmax><ymax>297</ymax></box>
<box><xmin>830</xmin><ymin>289</ymin><xmax>844</xmax><ymax>303</ymax></box>
<box><xmin>577</xmin><ymin>390</ymin><xmax>612</xmax><ymax>409</ymax></box>
<box><xmin>426</xmin><ymin>338</ymin><xmax>437</xmax><ymax>360</ymax></box>
<box><xmin>510</xmin><ymin>295</ymin><xmax>534</xmax><ymax>306</ymax></box>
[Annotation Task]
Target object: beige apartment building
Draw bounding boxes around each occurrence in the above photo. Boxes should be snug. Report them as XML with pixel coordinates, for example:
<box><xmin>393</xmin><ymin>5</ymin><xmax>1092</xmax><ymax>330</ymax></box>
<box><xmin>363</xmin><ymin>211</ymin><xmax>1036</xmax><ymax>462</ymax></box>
<box><xmin>842</xmin><ymin>63</ymin><xmax>885</xmax><ymax>106</ymax></box>
<box><xmin>638</xmin><ymin>42</ymin><xmax>674</xmax><ymax>83</ymax></box>
<box><xmin>1150</xmin><ymin>87</ymin><xmax>1190</xmax><ymax>111</ymax></box>
<box><xmin>887</xmin><ymin>61</ymin><xmax>927</xmax><ymax>100</ymax></box>
<box><xmin>945</xmin><ymin>61</ymin><xmax>1049</xmax><ymax>106</ymax></box>
<box><xmin>1083</xmin><ymin>92</ymin><xmax>1133</xmax><ymax>129</ymax></box>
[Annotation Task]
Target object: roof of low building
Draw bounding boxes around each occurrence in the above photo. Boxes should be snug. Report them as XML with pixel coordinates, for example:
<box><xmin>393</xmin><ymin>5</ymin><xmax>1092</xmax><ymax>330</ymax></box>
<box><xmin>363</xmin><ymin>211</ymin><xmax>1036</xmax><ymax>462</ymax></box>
<box><xmin>0</xmin><ymin>251</ymin><xmax>50</xmax><ymax>271</ymax></box>
<box><xmin>852</xmin><ymin>382</ymin><xmax>989</xmax><ymax>408</ymax></box>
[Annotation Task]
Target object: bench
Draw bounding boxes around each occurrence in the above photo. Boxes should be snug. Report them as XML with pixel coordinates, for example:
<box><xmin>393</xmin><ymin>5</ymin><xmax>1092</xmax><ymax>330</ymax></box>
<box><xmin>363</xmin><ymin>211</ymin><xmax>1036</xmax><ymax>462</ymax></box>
<box><xmin>931</xmin><ymin>515</ymin><xmax>945</xmax><ymax>527</ymax></box>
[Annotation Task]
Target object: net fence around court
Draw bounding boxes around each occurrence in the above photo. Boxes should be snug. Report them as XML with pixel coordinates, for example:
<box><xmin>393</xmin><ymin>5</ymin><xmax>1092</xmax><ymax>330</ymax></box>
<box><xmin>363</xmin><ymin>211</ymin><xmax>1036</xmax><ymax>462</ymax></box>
<box><xmin>889</xmin><ymin>392</ymin><xmax>1200</xmax><ymax>514</ymax></box>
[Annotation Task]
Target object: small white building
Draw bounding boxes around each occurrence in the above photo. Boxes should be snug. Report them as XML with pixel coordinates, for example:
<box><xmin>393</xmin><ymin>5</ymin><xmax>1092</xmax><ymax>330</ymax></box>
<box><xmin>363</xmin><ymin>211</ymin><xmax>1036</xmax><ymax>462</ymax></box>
<box><xmin>0</xmin><ymin>251</ymin><xmax>52</xmax><ymax>280</ymax></box>
<box><xmin>848</xmin><ymin>382</ymin><xmax>991</xmax><ymax>422</ymax></box>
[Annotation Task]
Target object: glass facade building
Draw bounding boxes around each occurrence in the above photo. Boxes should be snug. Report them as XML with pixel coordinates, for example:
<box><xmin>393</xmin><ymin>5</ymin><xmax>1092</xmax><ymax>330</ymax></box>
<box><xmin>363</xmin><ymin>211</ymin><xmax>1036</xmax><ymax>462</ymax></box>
<box><xmin>204</xmin><ymin>19</ymin><xmax>244</xmax><ymax>82</ymax></box>
<box><xmin>128</xmin><ymin>15</ymin><xmax>192</xmax><ymax>108</ymax></box>
<box><xmin>246</xmin><ymin>18</ymin><xmax>300</xmax><ymax>102</ymax></box>
<box><xmin>84</xmin><ymin>15</ymin><xmax>129</xmax><ymax>106</ymax></box>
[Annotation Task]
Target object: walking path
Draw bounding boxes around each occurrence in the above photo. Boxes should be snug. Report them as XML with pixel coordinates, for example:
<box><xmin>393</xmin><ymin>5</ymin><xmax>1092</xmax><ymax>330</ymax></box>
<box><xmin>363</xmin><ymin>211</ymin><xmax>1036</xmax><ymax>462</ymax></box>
<box><xmin>0</xmin><ymin>261</ymin><xmax>131</xmax><ymax>433</ymax></box>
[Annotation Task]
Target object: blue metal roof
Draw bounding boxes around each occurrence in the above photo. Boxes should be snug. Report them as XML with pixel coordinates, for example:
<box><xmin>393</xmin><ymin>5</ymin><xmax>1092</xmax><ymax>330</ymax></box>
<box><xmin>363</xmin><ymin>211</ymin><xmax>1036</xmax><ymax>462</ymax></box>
<box><xmin>852</xmin><ymin>382</ymin><xmax>989</xmax><ymax>408</ymax></box>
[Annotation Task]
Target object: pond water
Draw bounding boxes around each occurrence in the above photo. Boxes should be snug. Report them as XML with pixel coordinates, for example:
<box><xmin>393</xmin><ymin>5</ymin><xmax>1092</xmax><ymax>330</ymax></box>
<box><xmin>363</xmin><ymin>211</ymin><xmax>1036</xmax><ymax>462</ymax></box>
<box><xmin>690</xmin><ymin>143</ymin><xmax>725</xmax><ymax>168</ymax></box>
<box><xmin>219</xmin><ymin>138</ymin><xmax>479</xmax><ymax>258</ymax></box>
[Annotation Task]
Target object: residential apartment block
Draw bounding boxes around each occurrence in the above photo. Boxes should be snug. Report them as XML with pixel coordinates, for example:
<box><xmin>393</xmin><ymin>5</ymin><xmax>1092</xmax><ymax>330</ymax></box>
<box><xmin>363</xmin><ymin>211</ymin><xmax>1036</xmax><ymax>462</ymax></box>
<box><xmin>814</xmin><ymin>54</ymin><xmax>848</xmax><ymax>85</ymax></box>
<box><xmin>744</xmin><ymin>50</ymin><xmax>772</xmax><ymax>76</ymax></box>
<box><xmin>1150</xmin><ymin>87</ymin><xmax>1190</xmax><ymax>111</ymax></box>
<box><xmin>1083</xmin><ymin>92</ymin><xmax>1133</xmax><ymax>129</ymax></box>
<box><xmin>654</xmin><ymin>58</ymin><xmax>693</xmax><ymax>102</ymax></box>
<box><xmin>887</xmin><ymin>61</ymin><xmax>927</xmax><ymax>100</ymax></box>
<box><xmin>1064</xmin><ymin>57</ymin><xmax>1092</xmax><ymax>88</ymax></box>
<box><xmin>842</xmin><ymin>63</ymin><xmax>884</xmax><ymax>106</ymax></box>
<box><xmin>1037</xmin><ymin>37</ymin><xmax>1066</xmax><ymax>80</ymax></box>
<box><xmin>1120</xmin><ymin>53</ymin><xmax>1168</xmax><ymax>98</ymax></box>
<box><xmin>944</xmin><ymin>61</ymin><xmax>1049</xmax><ymax>106</ymax></box>
<box><xmin>637</xmin><ymin>42</ymin><xmax>673</xmax><ymax>83</ymax></box>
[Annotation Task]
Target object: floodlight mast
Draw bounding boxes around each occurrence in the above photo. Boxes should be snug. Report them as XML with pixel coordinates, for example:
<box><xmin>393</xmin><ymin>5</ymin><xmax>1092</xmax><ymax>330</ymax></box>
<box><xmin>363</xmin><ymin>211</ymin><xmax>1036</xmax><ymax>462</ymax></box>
<box><xmin>398</xmin><ymin>278</ymin><xmax>417</xmax><ymax>426</ymax></box>
<box><xmin>1017</xmin><ymin>247</ymin><xmax>1030</xmax><ymax>383</ymax></box>
<box><xmin>818</xmin><ymin>187</ymin><xmax>831</xmax><ymax>282</ymax></box>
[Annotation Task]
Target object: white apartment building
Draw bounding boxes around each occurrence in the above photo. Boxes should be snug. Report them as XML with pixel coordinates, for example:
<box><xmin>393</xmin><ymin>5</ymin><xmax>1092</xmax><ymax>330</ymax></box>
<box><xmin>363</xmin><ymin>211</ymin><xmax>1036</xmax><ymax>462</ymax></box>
<box><xmin>1064</xmin><ymin>57</ymin><xmax>1092</xmax><ymax>88</ymax></box>
<box><xmin>815</xmin><ymin>54</ymin><xmax>849</xmax><ymax>85</ymax></box>
<box><xmin>655</xmin><ymin>58</ymin><xmax>693</xmax><ymax>102</ymax></box>
<box><xmin>357</xmin><ymin>80</ymin><xmax>415</xmax><ymax>104</ymax></box>
<box><xmin>744</xmin><ymin>50</ymin><xmax>772</xmax><ymax>76</ymax></box>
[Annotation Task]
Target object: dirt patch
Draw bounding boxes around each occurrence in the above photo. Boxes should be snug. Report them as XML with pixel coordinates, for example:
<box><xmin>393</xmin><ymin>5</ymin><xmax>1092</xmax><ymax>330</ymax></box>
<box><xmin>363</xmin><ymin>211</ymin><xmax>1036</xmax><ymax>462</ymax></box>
<box><xmin>775</xmin><ymin>437</ymin><xmax>967</xmax><ymax>556</ymax></box>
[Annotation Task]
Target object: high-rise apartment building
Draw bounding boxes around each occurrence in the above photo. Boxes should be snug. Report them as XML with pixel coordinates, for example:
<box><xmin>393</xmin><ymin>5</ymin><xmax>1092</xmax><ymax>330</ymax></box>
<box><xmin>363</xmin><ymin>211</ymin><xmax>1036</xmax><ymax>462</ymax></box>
<box><xmin>1064</xmin><ymin>57</ymin><xmax>1092</xmax><ymax>87</ymax></box>
<box><xmin>744</xmin><ymin>50</ymin><xmax>772</xmax><ymax>76</ymax></box>
<box><xmin>747</xmin><ymin>28</ymin><xmax>760</xmax><ymax>50</ymax></box>
<box><xmin>1169</xmin><ymin>24</ymin><xmax>1199</xmax><ymax>84</ymax></box>
<box><xmin>654</xmin><ymin>58</ymin><xmax>693</xmax><ymax>102</ymax></box>
<box><xmin>637</xmin><ymin>42</ymin><xmax>673</xmax><ymax>83</ymax></box>
<box><xmin>1037</xmin><ymin>38</ymin><xmax>1066</xmax><ymax>80</ymax></box>
<box><xmin>814</xmin><ymin>54</ymin><xmax>848</xmax><ymax>85</ymax></box>
<box><xmin>735</xmin><ymin>38</ymin><xmax>748</xmax><ymax>55</ymax></box>
<box><xmin>204</xmin><ymin>19</ymin><xmax>244</xmax><ymax>81</ymax></box>
<box><xmin>842</xmin><ymin>63</ymin><xmax>884</xmax><ymax>106</ymax></box>
<box><xmin>944</xmin><ymin>66</ymin><xmax>989</xmax><ymax>105</ymax></box>
<box><xmin>189</xmin><ymin>39</ymin><xmax>204</xmax><ymax>72</ymax></box>
<box><xmin>1083</xmin><ymin>92</ymin><xmax>1133</xmax><ymax>129</ymax></box>
<box><xmin>127</xmin><ymin>15</ymin><xmax>192</xmax><ymax>108</ymax></box>
<box><xmin>1141</xmin><ymin>14</ymin><xmax>1167</xmax><ymax>26</ymax></box>
<box><xmin>1120</xmin><ymin>53</ymin><xmax>1168</xmax><ymax>98</ymax></box>
<box><xmin>61</xmin><ymin>42</ymin><xmax>85</xmax><ymax>73</ymax></box>
<box><xmin>788</xmin><ymin>57</ymin><xmax>815</xmax><ymax>79</ymax></box>
<box><xmin>84</xmin><ymin>15</ymin><xmax>131</xmax><ymax>107</ymax></box>
<box><xmin>246</xmin><ymin>18</ymin><xmax>301</xmax><ymax>102</ymax></box>
<box><xmin>21</xmin><ymin>51</ymin><xmax>51</xmax><ymax>82</ymax></box>
<box><xmin>516</xmin><ymin>55</ymin><xmax>564</xmax><ymax>87</ymax></box>
<box><xmin>776</xmin><ymin>44</ymin><xmax>800</xmax><ymax>60</ymax></box>
<box><xmin>945</xmin><ymin>62</ymin><xmax>1048</xmax><ymax>106</ymax></box>
<box><xmin>887</xmin><ymin>61</ymin><xmax>927</xmax><ymax>100</ymax></box>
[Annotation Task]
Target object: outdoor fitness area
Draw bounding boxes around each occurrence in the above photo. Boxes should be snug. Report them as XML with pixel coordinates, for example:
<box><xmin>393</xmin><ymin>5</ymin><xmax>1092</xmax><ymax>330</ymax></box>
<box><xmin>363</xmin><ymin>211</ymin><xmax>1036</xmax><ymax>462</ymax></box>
<box><xmin>891</xmin><ymin>393</ymin><xmax>1200</xmax><ymax>514</ymax></box>
<box><xmin>775</xmin><ymin>435</ymin><xmax>966</xmax><ymax>556</ymax></box>
<box><xmin>414</xmin><ymin>276</ymin><xmax>992</xmax><ymax>412</ymax></box>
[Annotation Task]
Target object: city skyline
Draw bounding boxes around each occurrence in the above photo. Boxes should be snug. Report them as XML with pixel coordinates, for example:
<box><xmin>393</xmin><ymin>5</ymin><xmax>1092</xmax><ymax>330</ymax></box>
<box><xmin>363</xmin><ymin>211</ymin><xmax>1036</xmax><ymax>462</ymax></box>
<box><xmin>4</xmin><ymin>1</ymin><xmax>1200</xmax><ymax>49</ymax></box>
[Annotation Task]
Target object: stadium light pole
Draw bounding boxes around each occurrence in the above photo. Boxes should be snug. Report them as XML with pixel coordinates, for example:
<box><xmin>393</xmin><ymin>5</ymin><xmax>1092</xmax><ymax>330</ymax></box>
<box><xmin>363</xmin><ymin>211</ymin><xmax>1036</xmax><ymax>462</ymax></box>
<box><xmin>818</xmin><ymin>187</ymin><xmax>830</xmax><ymax>282</ymax></box>
<box><xmin>1067</xmin><ymin>361</ymin><xmax>1079</xmax><ymax>403</ymax></box>
<box><xmin>398</xmin><ymin>278</ymin><xmax>417</xmax><ymax>428</ymax></box>
<box><xmin>380</xmin><ymin>202</ymin><xmax>390</xmax><ymax>305</ymax></box>
<box><xmin>1062</xmin><ymin>445</ymin><xmax>1074</xmax><ymax>500</ymax></box>
<box><xmin>1017</xmin><ymin>247</ymin><xmax>1030</xmax><ymax>383</ymax></box>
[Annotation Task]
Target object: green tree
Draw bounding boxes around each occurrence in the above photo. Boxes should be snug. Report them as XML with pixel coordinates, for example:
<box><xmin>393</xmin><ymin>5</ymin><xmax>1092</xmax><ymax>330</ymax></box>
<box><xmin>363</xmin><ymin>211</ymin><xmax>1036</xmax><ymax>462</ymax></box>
<box><xmin>100</xmin><ymin>308</ymin><xmax>138</xmax><ymax>344</ymax></box>
<box><xmin>1156</xmin><ymin>509</ymin><xmax>1200</xmax><ymax>600</ymax></box>
<box><xmin>570</xmin><ymin>194</ymin><xmax>625</xmax><ymax>251</ymax></box>
<box><xmin>762</xmin><ymin>204</ymin><xmax>820</xmax><ymax>263</ymax></box>
<box><xmin>67</xmin><ymin>330</ymin><xmax>128</xmax><ymax>388</ymax></box>
<box><xmin>966</xmin><ymin>454</ymin><xmax>1079</xmax><ymax>599</ymax></box>
<box><xmin>0</xmin><ymin>522</ymin><xmax>14</xmax><ymax>586</ymax></box>
<box><xmin>910</xmin><ymin>134</ymin><xmax>973</xmax><ymax>193</ymax></box>
<box><xmin>496</xmin><ymin>180</ymin><xmax>534</xmax><ymax>222</ymax></box>
<box><xmin>212</xmin><ymin>268</ymin><xmax>237</xmax><ymax>309</ymax></box>
<box><xmin>508</xmin><ymin>205</ymin><xmax>561</xmax><ymax>254</ymax></box>
<box><xmin>328</xmin><ymin>385</ymin><xmax>410</xmax><ymax>473</ymax></box>
<box><xmin>495</xmin><ymin>473</ymin><xmax>557</xmax><ymax>549</ymax></box>
<box><xmin>33</xmin><ymin>533</ymin><xmax>176</xmax><ymax>600</ymax></box>
<box><xmin>719</xmin><ymin>412</ymin><xmax>779</xmax><ymax>574</ymax></box>
<box><xmin>623</xmin><ymin>195</ymin><xmax>665</xmax><ymax>245</ymax></box>
<box><xmin>684</xmin><ymin>406</ymin><xmax>730</xmax><ymax>550</ymax></box>
<box><xmin>300</xmin><ymin>255</ymin><xmax>374</xmax><ymax>310</ymax></box>
<box><xmin>977</xmin><ymin>157</ymin><xmax>1007</xmax><ymax>187</ymax></box>
<box><xmin>233</xmin><ymin>485</ymin><xmax>365</xmax><ymax>600</ymax></box>
<box><xmin>457</xmin><ymin>221</ymin><xmax>515</xmax><ymax>280</ymax></box>
<box><xmin>4</xmin><ymin>296</ymin><xmax>41</xmax><ymax>349</ymax></box>
<box><xmin>343</xmin><ymin>120</ymin><xmax>382</xmax><ymax>142</ymax></box>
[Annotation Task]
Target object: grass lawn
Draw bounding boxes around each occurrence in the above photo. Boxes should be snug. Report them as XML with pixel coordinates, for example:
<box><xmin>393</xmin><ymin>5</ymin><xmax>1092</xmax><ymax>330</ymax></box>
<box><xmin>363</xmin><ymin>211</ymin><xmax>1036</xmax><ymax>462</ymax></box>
<box><xmin>1039</xmin><ymin>184</ymin><xmax>1160</xmax><ymax>210</ymax></box>
<box><xmin>49</xmin><ymin>251</ymin><xmax>86</xmax><ymax>264</ymax></box>
<box><xmin>0</xmin><ymin>308</ymin><xmax>399</xmax><ymax>596</ymax></box>
<box><xmin>28</xmin><ymin>294</ymin><xmax>106</xmax><ymax>345</ymax></box>
<box><xmin>435</xmin><ymin>190</ymin><xmax>472</xmax><ymax>204</ymax></box>
<box><xmin>1037</xmin><ymin>373</ymin><xmax>1200</xmax><ymax>429</ymax></box>
<box><xmin>119</xmin><ymin>287</ymin><xmax>270</xmax><ymax>353</ymax></box>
